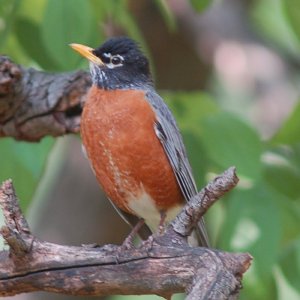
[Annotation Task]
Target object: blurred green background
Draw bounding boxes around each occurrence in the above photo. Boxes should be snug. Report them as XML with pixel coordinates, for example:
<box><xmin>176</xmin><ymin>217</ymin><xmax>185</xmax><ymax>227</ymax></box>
<box><xmin>1</xmin><ymin>0</ymin><xmax>300</xmax><ymax>299</ymax></box>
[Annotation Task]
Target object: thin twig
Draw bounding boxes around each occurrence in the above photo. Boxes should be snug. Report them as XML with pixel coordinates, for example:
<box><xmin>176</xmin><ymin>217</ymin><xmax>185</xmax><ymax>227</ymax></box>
<box><xmin>172</xmin><ymin>167</ymin><xmax>239</xmax><ymax>237</ymax></box>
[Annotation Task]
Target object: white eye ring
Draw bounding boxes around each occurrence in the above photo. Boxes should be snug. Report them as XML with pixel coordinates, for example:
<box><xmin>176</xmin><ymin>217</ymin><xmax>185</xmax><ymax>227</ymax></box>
<box><xmin>106</xmin><ymin>54</ymin><xmax>124</xmax><ymax>69</ymax></box>
<box><xmin>111</xmin><ymin>56</ymin><xmax>122</xmax><ymax>65</ymax></box>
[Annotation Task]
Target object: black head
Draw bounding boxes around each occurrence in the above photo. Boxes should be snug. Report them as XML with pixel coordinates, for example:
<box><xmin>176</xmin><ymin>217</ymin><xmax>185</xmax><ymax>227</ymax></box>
<box><xmin>71</xmin><ymin>37</ymin><xmax>153</xmax><ymax>90</ymax></box>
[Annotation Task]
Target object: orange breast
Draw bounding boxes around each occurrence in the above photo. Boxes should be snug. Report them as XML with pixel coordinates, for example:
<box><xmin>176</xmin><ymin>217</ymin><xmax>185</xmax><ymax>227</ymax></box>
<box><xmin>81</xmin><ymin>86</ymin><xmax>184</xmax><ymax>215</ymax></box>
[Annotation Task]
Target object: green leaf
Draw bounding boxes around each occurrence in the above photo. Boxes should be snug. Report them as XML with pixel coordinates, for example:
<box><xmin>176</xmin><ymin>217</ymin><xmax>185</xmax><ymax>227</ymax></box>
<box><xmin>280</xmin><ymin>239</ymin><xmax>300</xmax><ymax>293</ymax></box>
<box><xmin>283</xmin><ymin>0</ymin><xmax>300</xmax><ymax>43</ymax></box>
<box><xmin>89</xmin><ymin>0</ymin><xmax>118</xmax><ymax>18</ymax></box>
<box><xmin>18</xmin><ymin>0</ymin><xmax>47</xmax><ymax>23</ymax></box>
<box><xmin>163</xmin><ymin>91</ymin><xmax>220</xmax><ymax>132</ymax></box>
<box><xmin>200</xmin><ymin>112</ymin><xmax>262</xmax><ymax>180</ymax></box>
<box><xmin>251</xmin><ymin>0</ymin><xmax>300</xmax><ymax>56</ymax></box>
<box><xmin>0</xmin><ymin>137</ymin><xmax>54</xmax><ymax>211</ymax></box>
<box><xmin>0</xmin><ymin>0</ymin><xmax>21</xmax><ymax>48</ymax></box>
<box><xmin>181</xmin><ymin>129</ymin><xmax>209</xmax><ymax>188</ymax></box>
<box><xmin>14</xmin><ymin>17</ymin><xmax>59</xmax><ymax>70</ymax></box>
<box><xmin>219</xmin><ymin>185</ymin><xmax>281</xmax><ymax>276</ymax></box>
<box><xmin>264</xmin><ymin>159</ymin><xmax>300</xmax><ymax>199</ymax></box>
<box><xmin>190</xmin><ymin>0</ymin><xmax>211</xmax><ymax>12</ymax></box>
<box><xmin>263</xmin><ymin>145</ymin><xmax>300</xmax><ymax>243</ymax></box>
<box><xmin>271</xmin><ymin>101</ymin><xmax>300</xmax><ymax>145</ymax></box>
<box><xmin>41</xmin><ymin>0</ymin><xmax>94</xmax><ymax>70</ymax></box>
<box><xmin>276</xmin><ymin>198</ymin><xmax>300</xmax><ymax>244</ymax></box>
<box><xmin>241</xmin><ymin>268</ymin><xmax>278</xmax><ymax>300</ymax></box>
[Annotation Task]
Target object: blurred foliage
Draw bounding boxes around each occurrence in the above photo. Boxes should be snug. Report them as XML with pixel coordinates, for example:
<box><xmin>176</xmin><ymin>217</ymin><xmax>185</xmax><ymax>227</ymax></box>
<box><xmin>0</xmin><ymin>137</ymin><xmax>54</xmax><ymax>211</ymax></box>
<box><xmin>190</xmin><ymin>0</ymin><xmax>211</xmax><ymax>12</ymax></box>
<box><xmin>1</xmin><ymin>0</ymin><xmax>300</xmax><ymax>299</ymax></box>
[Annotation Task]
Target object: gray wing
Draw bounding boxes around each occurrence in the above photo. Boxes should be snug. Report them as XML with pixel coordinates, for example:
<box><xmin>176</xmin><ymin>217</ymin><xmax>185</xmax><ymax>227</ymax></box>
<box><xmin>146</xmin><ymin>90</ymin><xmax>210</xmax><ymax>247</ymax></box>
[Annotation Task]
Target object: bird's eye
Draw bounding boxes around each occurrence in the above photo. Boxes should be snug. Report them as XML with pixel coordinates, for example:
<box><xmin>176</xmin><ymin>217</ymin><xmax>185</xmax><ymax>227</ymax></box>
<box><xmin>111</xmin><ymin>56</ymin><xmax>122</xmax><ymax>65</ymax></box>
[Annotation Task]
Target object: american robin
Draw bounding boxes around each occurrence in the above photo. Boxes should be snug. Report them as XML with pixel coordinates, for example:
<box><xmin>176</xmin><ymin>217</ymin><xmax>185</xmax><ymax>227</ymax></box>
<box><xmin>70</xmin><ymin>37</ymin><xmax>209</xmax><ymax>247</ymax></box>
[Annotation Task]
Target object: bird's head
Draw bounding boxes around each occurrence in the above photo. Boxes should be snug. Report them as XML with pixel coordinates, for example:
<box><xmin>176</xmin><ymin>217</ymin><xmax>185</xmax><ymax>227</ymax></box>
<box><xmin>70</xmin><ymin>37</ymin><xmax>153</xmax><ymax>90</ymax></box>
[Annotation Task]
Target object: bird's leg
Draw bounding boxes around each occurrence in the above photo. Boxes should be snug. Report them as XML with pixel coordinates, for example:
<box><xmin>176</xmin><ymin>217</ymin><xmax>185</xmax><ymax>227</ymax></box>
<box><xmin>158</xmin><ymin>210</ymin><xmax>167</xmax><ymax>234</ymax></box>
<box><xmin>121</xmin><ymin>218</ymin><xmax>145</xmax><ymax>250</ymax></box>
<box><xmin>116</xmin><ymin>219</ymin><xmax>146</xmax><ymax>263</ymax></box>
<box><xmin>140</xmin><ymin>210</ymin><xmax>167</xmax><ymax>252</ymax></box>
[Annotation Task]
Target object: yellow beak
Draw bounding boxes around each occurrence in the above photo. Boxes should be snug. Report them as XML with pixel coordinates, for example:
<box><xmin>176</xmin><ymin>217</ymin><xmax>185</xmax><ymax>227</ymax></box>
<box><xmin>69</xmin><ymin>43</ymin><xmax>104</xmax><ymax>65</ymax></box>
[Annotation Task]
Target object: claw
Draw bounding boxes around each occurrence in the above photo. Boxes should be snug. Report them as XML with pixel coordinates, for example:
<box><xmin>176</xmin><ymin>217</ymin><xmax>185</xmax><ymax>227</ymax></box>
<box><xmin>115</xmin><ymin>218</ymin><xmax>145</xmax><ymax>262</ymax></box>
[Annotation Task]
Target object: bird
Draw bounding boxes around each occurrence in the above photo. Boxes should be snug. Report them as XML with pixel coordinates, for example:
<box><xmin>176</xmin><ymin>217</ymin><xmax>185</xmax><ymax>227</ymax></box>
<box><xmin>70</xmin><ymin>37</ymin><xmax>209</xmax><ymax>247</ymax></box>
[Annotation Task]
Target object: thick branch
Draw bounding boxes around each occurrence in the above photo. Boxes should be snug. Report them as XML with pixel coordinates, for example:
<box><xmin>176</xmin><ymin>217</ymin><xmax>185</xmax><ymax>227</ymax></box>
<box><xmin>0</xmin><ymin>56</ymin><xmax>91</xmax><ymax>141</ymax></box>
<box><xmin>0</xmin><ymin>168</ymin><xmax>251</xmax><ymax>299</ymax></box>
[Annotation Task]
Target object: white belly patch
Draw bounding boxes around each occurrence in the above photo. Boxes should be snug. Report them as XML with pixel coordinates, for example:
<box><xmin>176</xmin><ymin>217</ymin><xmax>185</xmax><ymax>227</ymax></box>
<box><xmin>127</xmin><ymin>184</ymin><xmax>182</xmax><ymax>231</ymax></box>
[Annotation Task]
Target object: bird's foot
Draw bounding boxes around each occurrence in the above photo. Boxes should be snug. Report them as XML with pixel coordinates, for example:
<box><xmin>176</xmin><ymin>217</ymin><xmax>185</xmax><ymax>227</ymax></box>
<box><xmin>140</xmin><ymin>235</ymin><xmax>155</xmax><ymax>252</ymax></box>
<box><xmin>158</xmin><ymin>210</ymin><xmax>167</xmax><ymax>235</ymax></box>
<box><xmin>115</xmin><ymin>218</ymin><xmax>145</xmax><ymax>262</ymax></box>
<box><xmin>120</xmin><ymin>235</ymin><xmax>135</xmax><ymax>250</ymax></box>
<box><xmin>158</xmin><ymin>223</ymin><xmax>167</xmax><ymax>235</ymax></box>
<box><xmin>140</xmin><ymin>210</ymin><xmax>167</xmax><ymax>251</ymax></box>
<box><xmin>115</xmin><ymin>238</ymin><xmax>135</xmax><ymax>263</ymax></box>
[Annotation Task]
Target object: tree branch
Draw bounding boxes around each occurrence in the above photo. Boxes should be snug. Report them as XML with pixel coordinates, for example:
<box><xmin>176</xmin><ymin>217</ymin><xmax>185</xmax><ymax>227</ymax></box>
<box><xmin>0</xmin><ymin>168</ymin><xmax>252</xmax><ymax>299</ymax></box>
<box><xmin>0</xmin><ymin>55</ymin><xmax>91</xmax><ymax>141</ymax></box>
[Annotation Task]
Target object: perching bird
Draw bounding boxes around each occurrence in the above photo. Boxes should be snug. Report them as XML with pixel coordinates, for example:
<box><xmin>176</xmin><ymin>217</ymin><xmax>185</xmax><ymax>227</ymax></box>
<box><xmin>70</xmin><ymin>37</ymin><xmax>209</xmax><ymax>247</ymax></box>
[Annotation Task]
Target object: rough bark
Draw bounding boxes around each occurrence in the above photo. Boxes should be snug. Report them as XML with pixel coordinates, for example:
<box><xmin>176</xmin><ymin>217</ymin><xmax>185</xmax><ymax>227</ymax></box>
<box><xmin>0</xmin><ymin>168</ymin><xmax>252</xmax><ymax>299</ymax></box>
<box><xmin>0</xmin><ymin>55</ymin><xmax>91</xmax><ymax>141</ymax></box>
<box><xmin>0</xmin><ymin>55</ymin><xmax>252</xmax><ymax>299</ymax></box>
